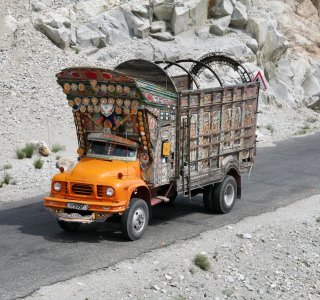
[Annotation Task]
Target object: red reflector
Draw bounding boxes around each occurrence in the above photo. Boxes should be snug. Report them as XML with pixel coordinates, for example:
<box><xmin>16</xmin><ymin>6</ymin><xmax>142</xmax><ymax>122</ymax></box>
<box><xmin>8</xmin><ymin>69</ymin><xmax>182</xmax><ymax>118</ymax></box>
<box><xmin>71</xmin><ymin>71</ymin><xmax>80</xmax><ymax>77</ymax></box>
<box><xmin>118</xmin><ymin>173</ymin><xmax>123</xmax><ymax>179</ymax></box>
<box><xmin>59</xmin><ymin>167</ymin><xmax>64</xmax><ymax>173</ymax></box>
<box><xmin>84</xmin><ymin>70</ymin><xmax>97</xmax><ymax>79</ymax></box>
<box><xmin>102</xmin><ymin>73</ymin><xmax>112</xmax><ymax>80</ymax></box>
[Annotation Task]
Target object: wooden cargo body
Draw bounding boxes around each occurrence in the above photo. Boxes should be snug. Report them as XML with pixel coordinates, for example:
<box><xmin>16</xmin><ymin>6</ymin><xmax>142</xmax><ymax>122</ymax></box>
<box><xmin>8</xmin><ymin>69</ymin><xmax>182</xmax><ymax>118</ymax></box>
<box><xmin>176</xmin><ymin>83</ymin><xmax>259</xmax><ymax>196</ymax></box>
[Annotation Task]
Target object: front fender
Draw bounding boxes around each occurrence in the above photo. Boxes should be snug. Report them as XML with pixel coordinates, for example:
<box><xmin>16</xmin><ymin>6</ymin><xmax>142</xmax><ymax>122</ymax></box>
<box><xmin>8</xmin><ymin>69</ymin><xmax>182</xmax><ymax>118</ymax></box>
<box><xmin>114</xmin><ymin>177</ymin><xmax>150</xmax><ymax>208</ymax></box>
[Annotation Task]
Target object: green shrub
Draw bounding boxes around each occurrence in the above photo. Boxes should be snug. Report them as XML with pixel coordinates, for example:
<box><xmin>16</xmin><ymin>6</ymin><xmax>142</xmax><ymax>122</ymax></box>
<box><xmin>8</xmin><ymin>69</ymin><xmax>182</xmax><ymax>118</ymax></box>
<box><xmin>266</xmin><ymin>124</ymin><xmax>274</xmax><ymax>133</ymax></box>
<box><xmin>33</xmin><ymin>159</ymin><xmax>44</xmax><ymax>169</ymax></box>
<box><xmin>3</xmin><ymin>173</ymin><xmax>12</xmax><ymax>185</ymax></box>
<box><xmin>16</xmin><ymin>149</ymin><xmax>25</xmax><ymax>159</ymax></box>
<box><xmin>0</xmin><ymin>163</ymin><xmax>12</xmax><ymax>171</ymax></box>
<box><xmin>22</xmin><ymin>143</ymin><xmax>35</xmax><ymax>158</ymax></box>
<box><xmin>193</xmin><ymin>254</ymin><xmax>210</xmax><ymax>271</ymax></box>
<box><xmin>51</xmin><ymin>144</ymin><xmax>66</xmax><ymax>153</ymax></box>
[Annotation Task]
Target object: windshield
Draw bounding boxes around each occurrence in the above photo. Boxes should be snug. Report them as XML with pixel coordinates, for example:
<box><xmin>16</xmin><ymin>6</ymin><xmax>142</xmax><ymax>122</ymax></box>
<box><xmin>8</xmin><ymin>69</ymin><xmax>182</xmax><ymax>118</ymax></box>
<box><xmin>87</xmin><ymin>140</ymin><xmax>137</xmax><ymax>161</ymax></box>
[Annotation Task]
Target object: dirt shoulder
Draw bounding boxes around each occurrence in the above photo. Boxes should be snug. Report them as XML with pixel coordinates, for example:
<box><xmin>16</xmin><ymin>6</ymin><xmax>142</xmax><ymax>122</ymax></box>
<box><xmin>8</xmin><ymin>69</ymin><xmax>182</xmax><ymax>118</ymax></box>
<box><xmin>24</xmin><ymin>195</ymin><xmax>320</xmax><ymax>300</ymax></box>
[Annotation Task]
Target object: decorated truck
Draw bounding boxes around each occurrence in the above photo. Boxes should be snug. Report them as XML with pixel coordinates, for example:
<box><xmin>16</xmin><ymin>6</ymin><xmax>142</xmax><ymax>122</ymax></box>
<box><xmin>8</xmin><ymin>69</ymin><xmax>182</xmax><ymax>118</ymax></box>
<box><xmin>44</xmin><ymin>54</ymin><xmax>259</xmax><ymax>240</ymax></box>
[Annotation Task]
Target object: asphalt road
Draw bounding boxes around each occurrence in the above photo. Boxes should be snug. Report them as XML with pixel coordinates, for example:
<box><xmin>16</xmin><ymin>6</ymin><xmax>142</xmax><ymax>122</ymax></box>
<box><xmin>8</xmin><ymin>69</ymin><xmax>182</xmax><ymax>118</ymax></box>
<box><xmin>1</xmin><ymin>134</ymin><xmax>320</xmax><ymax>300</ymax></box>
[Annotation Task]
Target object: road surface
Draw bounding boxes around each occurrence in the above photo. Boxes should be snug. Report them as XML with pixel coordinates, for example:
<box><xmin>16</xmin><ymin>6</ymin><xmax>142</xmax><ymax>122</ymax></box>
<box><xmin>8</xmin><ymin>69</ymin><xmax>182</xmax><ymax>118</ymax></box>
<box><xmin>0</xmin><ymin>133</ymin><xmax>319</xmax><ymax>299</ymax></box>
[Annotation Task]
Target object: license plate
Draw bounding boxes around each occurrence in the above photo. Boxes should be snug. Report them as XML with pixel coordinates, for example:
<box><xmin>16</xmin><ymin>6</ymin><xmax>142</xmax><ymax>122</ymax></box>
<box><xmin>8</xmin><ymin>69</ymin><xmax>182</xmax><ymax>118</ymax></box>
<box><xmin>67</xmin><ymin>202</ymin><xmax>88</xmax><ymax>211</ymax></box>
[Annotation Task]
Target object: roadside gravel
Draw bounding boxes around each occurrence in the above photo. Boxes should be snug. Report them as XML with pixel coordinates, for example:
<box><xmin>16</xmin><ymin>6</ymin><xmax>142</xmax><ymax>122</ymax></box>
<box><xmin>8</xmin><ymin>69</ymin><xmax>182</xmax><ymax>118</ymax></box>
<box><xmin>24</xmin><ymin>195</ymin><xmax>320</xmax><ymax>300</ymax></box>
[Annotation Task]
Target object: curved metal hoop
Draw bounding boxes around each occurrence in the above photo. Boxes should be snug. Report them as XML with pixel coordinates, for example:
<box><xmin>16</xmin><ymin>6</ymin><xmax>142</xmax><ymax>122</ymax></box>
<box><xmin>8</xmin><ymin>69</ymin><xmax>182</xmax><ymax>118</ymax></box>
<box><xmin>154</xmin><ymin>60</ymin><xmax>200</xmax><ymax>89</ymax></box>
<box><xmin>190</xmin><ymin>53</ymin><xmax>252</xmax><ymax>84</ymax></box>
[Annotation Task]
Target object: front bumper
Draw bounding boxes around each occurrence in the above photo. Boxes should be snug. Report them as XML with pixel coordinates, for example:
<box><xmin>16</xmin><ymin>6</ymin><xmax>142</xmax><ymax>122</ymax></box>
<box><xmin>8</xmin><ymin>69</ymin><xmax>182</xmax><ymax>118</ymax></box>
<box><xmin>44</xmin><ymin>196</ymin><xmax>126</xmax><ymax>223</ymax></box>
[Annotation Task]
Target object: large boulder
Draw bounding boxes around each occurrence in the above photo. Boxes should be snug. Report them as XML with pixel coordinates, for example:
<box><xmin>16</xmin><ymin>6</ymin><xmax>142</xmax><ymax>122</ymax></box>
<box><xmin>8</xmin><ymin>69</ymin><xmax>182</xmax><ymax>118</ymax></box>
<box><xmin>246</xmin><ymin>16</ymin><xmax>268</xmax><ymax>48</ymax></box>
<box><xmin>133</xmin><ymin>16</ymin><xmax>151</xmax><ymax>38</ymax></box>
<box><xmin>260</xmin><ymin>25</ymin><xmax>288</xmax><ymax>62</ymax></box>
<box><xmin>230</xmin><ymin>1</ymin><xmax>248</xmax><ymax>27</ymax></box>
<box><xmin>153</xmin><ymin>0</ymin><xmax>175</xmax><ymax>21</ymax></box>
<box><xmin>151</xmin><ymin>31</ymin><xmax>175</xmax><ymax>41</ymax></box>
<box><xmin>208</xmin><ymin>15</ymin><xmax>231</xmax><ymax>35</ymax></box>
<box><xmin>76</xmin><ymin>10</ymin><xmax>132</xmax><ymax>48</ymax></box>
<box><xmin>209</xmin><ymin>0</ymin><xmax>234</xmax><ymax>17</ymax></box>
<box><xmin>171</xmin><ymin>0</ymin><xmax>208</xmax><ymax>35</ymax></box>
<box><xmin>90</xmin><ymin>10</ymin><xmax>131</xmax><ymax>45</ymax></box>
<box><xmin>33</xmin><ymin>13</ymin><xmax>71</xmax><ymax>49</ymax></box>
<box><xmin>311</xmin><ymin>0</ymin><xmax>320</xmax><ymax>16</ymax></box>
<box><xmin>76</xmin><ymin>25</ymin><xmax>104</xmax><ymax>48</ymax></box>
<box><xmin>151</xmin><ymin>21</ymin><xmax>166</xmax><ymax>33</ymax></box>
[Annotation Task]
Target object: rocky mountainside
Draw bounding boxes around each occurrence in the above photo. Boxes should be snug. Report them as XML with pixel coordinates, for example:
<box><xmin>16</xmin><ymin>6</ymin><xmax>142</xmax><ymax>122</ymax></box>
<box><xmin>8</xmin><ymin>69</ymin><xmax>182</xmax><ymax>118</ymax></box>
<box><xmin>1</xmin><ymin>0</ymin><xmax>320</xmax><ymax>159</ymax></box>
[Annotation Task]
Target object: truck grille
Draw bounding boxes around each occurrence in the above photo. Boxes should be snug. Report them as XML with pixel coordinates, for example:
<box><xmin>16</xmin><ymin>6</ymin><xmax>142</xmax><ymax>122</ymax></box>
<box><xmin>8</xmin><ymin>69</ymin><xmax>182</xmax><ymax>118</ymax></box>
<box><xmin>71</xmin><ymin>183</ymin><xmax>93</xmax><ymax>195</ymax></box>
<box><xmin>97</xmin><ymin>185</ymin><xmax>108</xmax><ymax>197</ymax></box>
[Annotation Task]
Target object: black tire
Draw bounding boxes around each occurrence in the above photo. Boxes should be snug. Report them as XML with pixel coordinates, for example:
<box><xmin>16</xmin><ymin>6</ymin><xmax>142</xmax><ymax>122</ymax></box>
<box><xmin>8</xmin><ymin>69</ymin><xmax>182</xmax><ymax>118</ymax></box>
<box><xmin>212</xmin><ymin>175</ymin><xmax>237</xmax><ymax>214</ymax></box>
<box><xmin>57</xmin><ymin>220</ymin><xmax>81</xmax><ymax>232</ymax></box>
<box><xmin>121</xmin><ymin>198</ymin><xmax>149</xmax><ymax>241</ymax></box>
<box><xmin>203</xmin><ymin>184</ymin><xmax>215</xmax><ymax>213</ymax></box>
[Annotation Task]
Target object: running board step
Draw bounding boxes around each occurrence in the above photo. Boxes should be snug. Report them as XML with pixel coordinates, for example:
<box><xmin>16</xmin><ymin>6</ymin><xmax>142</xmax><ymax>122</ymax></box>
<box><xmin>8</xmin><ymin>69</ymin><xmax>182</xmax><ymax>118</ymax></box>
<box><xmin>150</xmin><ymin>196</ymin><xmax>170</xmax><ymax>206</ymax></box>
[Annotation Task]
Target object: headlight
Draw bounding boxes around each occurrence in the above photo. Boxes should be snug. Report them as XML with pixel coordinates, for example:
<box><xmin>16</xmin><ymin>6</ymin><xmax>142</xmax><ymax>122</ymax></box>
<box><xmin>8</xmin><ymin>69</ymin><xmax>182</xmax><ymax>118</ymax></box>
<box><xmin>53</xmin><ymin>182</ymin><xmax>62</xmax><ymax>192</ymax></box>
<box><xmin>106</xmin><ymin>187</ymin><xmax>114</xmax><ymax>197</ymax></box>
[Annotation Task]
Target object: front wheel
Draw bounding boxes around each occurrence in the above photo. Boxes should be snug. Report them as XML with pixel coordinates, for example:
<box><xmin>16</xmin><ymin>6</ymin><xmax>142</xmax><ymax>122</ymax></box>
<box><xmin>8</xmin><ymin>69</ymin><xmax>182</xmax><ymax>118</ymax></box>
<box><xmin>57</xmin><ymin>220</ymin><xmax>81</xmax><ymax>232</ymax></box>
<box><xmin>121</xmin><ymin>198</ymin><xmax>149</xmax><ymax>241</ymax></box>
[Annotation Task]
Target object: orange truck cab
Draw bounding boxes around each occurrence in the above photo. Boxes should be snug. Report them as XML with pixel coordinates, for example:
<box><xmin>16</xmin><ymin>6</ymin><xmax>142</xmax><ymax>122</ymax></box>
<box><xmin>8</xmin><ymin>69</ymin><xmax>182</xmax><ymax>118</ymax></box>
<box><xmin>44</xmin><ymin>56</ymin><xmax>259</xmax><ymax>240</ymax></box>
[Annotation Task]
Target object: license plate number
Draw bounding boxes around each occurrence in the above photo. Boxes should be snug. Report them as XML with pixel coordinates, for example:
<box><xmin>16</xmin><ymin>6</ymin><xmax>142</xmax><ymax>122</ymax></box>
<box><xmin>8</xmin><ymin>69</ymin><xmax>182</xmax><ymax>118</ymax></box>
<box><xmin>67</xmin><ymin>202</ymin><xmax>88</xmax><ymax>211</ymax></box>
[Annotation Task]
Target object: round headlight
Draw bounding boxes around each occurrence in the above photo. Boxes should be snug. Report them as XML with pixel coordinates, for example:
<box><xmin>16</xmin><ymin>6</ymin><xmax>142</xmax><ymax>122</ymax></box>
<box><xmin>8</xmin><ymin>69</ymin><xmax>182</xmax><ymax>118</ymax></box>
<box><xmin>53</xmin><ymin>182</ymin><xmax>62</xmax><ymax>192</ymax></box>
<box><xmin>106</xmin><ymin>187</ymin><xmax>114</xmax><ymax>197</ymax></box>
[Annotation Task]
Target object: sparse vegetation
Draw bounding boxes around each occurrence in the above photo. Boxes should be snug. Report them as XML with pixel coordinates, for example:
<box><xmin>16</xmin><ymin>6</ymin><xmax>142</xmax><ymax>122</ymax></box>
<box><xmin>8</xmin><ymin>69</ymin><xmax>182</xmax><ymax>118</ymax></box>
<box><xmin>3</xmin><ymin>173</ymin><xmax>12</xmax><ymax>185</ymax></box>
<box><xmin>193</xmin><ymin>254</ymin><xmax>210</xmax><ymax>271</ymax></box>
<box><xmin>295</xmin><ymin>124</ymin><xmax>312</xmax><ymax>136</ymax></box>
<box><xmin>266</xmin><ymin>124</ymin><xmax>274</xmax><ymax>133</ymax></box>
<box><xmin>33</xmin><ymin>158</ymin><xmax>44</xmax><ymax>169</ymax></box>
<box><xmin>16</xmin><ymin>149</ymin><xmax>25</xmax><ymax>159</ymax></box>
<box><xmin>22</xmin><ymin>143</ymin><xmax>35</xmax><ymax>158</ymax></box>
<box><xmin>302</xmin><ymin>124</ymin><xmax>311</xmax><ymax>130</ymax></box>
<box><xmin>0</xmin><ymin>163</ymin><xmax>12</xmax><ymax>171</ymax></box>
<box><xmin>51</xmin><ymin>143</ymin><xmax>66</xmax><ymax>153</ymax></box>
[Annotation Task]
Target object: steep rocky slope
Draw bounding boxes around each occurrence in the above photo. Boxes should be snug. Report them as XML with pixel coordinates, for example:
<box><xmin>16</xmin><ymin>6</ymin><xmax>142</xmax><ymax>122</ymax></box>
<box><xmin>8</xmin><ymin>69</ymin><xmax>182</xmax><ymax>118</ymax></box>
<box><xmin>0</xmin><ymin>0</ymin><xmax>320</xmax><ymax>200</ymax></box>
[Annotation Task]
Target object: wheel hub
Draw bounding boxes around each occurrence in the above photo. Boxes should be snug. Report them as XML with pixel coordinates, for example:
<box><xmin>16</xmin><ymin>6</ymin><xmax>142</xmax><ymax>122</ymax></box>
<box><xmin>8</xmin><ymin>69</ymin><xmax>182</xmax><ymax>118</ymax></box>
<box><xmin>224</xmin><ymin>184</ymin><xmax>235</xmax><ymax>207</ymax></box>
<box><xmin>132</xmin><ymin>208</ymin><xmax>146</xmax><ymax>233</ymax></box>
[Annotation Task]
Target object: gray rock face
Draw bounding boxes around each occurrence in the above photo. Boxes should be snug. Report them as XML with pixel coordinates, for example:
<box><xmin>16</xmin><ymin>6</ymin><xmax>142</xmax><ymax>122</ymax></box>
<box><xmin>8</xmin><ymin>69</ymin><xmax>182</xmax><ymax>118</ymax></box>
<box><xmin>153</xmin><ymin>0</ymin><xmax>175</xmax><ymax>21</ymax></box>
<box><xmin>208</xmin><ymin>15</ymin><xmax>231</xmax><ymax>36</ymax></box>
<box><xmin>76</xmin><ymin>25</ymin><xmax>103</xmax><ymax>48</ymax></box>
<box><xmin>209</xmin><ymin>0</ymin><xmax>234</xmax><ymax>17</ymax></box>
<box><xmin>246</xmin><ymin>38</ymin><xmax>258</xmax><ymax>54</ymax></box>
<box><xmin>135</xmin><ymin>23</ymin><xmax>151</xmax><ymax>38</ymax></box>
<box><xmin>91</xmin><ymin>11</ymin><xmax>131</xmax><ymax>45</ymax></box>
<box><xmin>260</xmin><ymin>25</ymin><xmax>288</xmax><ymax>61</ymax></box>
<box><xmin>34</xmin><ymin>14</ymin><xmax>71</xmax><ymax>49</ymax></box>
<box><xmin>31</xmin><ymin>2</ymin><xmax>47</xmax><ymax>12</ymax></box>
<box><xmin>151</xmin><ymin>31</ymin><xmax>174</xmax><ymax>41</ymax></box>
<box><xmin>230</xmin><ymin>2</ymin><xmax>248</xmax><ymax>27</ymax></box>
<box><xmin>171</xmin><ymin>0</ymin><xmax>208</xmax><ymax>35</ymax></box>
<box><xmin>151</xmin><ymin>21</ymin><xmax>166</xmax><ymax>33</ymax></box>
<box><xmin>246</xmin><ymin>16</ymin><xmax>268</xmax><ymax>48</ymax></box>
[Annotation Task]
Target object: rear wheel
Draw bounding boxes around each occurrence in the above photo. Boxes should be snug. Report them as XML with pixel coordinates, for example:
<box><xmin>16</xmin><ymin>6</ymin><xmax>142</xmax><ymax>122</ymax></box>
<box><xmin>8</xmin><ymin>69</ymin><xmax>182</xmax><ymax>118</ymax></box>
<box><xmin>57</xmin><ymin>220</ymin><xmax>81</xmax><ymax>232</ymax></box>
<box><xmin>121</xmin><ymin>198</ymin><xmax>149</xmax><ymax>241</ymax></box>
<box><xmin>203</xmin><ymin>175</ymin><xmax>237</xmax><ymax>214</ymax></box>
<box><xmin>203</xmin><ymin>184</ymin><xmax>215</xmax><ymax>213</ymax></box>
<box><xmin>213</xmin><ymin>175</ymin><xmax>237</xmax><ymax>214</ymax></box>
